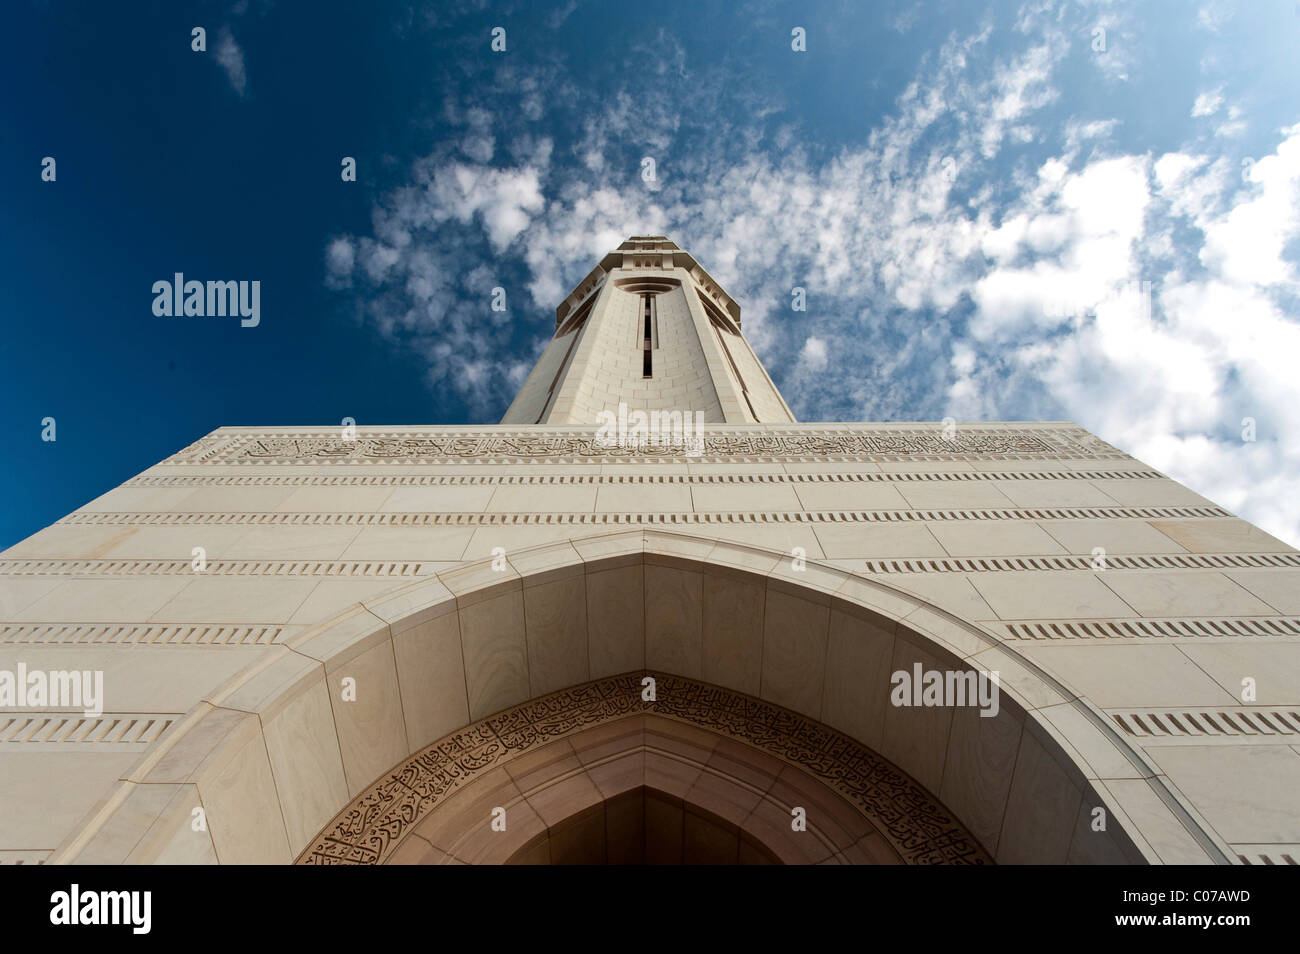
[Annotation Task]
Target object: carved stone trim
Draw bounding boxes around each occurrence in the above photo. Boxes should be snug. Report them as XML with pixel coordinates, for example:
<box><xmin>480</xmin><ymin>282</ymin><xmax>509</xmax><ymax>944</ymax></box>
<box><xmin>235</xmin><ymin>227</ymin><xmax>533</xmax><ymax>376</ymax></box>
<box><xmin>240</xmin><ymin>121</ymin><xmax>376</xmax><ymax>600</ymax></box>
<box><xmin>861</xmin><ymin>552</ymin><xmax>1300</xmax><ymax>573</ymax></box>
<box><xmin>999</xmin><ymin>617</ymin><xmax>1300</xmax><ymax>640</ymax></box>
<box><xmin>0</xmin><ymin>559</ymin><xmax>428</xmax><ymax>577</ymax></box>
<box><xmin>0</xmin><ymin>713</ymin><xmax>176</xmax><ymax>745</ymax></box>
<box><xmin>299</xmin><ymin>672</ymin><xmax>990</xmax><ymax>866</ymax></box>
<box><xmin>166</xmin><ymin>426</ymin><xmax>1130</xmax><ymax>465</ymax></box>
<box><xmin>127</xmin><ymin>469</ymin><xmax>1165</xmax><ymax>487</ymax></box>
<box><xmin>5</xmin><ymin>551</ymin><xmax>1296</xmax><ymax>578</ymax></box>
<box><xmin>59</xmin><ymin>504</ymin><xmax>1229</xmax><ymax>528</ymax></box>
<box><xmin>0</xmin><ymin>623</ymin><xmax>281</xmax><ymax>646</ymax></box>
<box><xmin>1236</xmin><ymin>847</ymin><xmax>1300</xmax><ymax>865</ymax></box>
<box><xmin>1110</xmin><ymin>708</ymin><xmax>1300</xmax><ymax>741</ymax></box>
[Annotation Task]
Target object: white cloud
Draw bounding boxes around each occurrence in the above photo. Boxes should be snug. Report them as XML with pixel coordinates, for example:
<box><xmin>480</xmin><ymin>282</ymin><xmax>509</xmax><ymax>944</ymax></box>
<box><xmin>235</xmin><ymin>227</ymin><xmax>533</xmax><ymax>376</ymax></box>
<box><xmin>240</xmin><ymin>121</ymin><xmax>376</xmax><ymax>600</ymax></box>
<box><xmin>216</xmin><ymin>28</ymin><xmax>247</xmax><ymax>97</ymax></box>
<box><xmin>1200</xmin><ymin>124</ymin><xmax>1300</xmax><ymax>286</ymax></box>
<box><xmin>1196</xmin><ymin>1</ymin><xmax>1234</xmax><ymax>33</ymax></box>
<box><xmin>970</xmin><ymin>155</ymin><xmax>1150</xmax><ymax>339</ymax></box>
<box><xmin>952</xmin><ymin>124</ymin><xmax>1300</xmax><ymax>545</ymax></box>
<box><xmin>1191</xmin><ymin>88</ymin><xmax>1224</xmax><ymax>117</ymax></box>
<box><xmin>325</xmin><ymin>238</ymin><xmax>355</xmax><ymax>286</ymax></box>
<box><xmin>797</xmin><ymin>336</ymin><xmax>829</xmax><ymax>372</ymax></box>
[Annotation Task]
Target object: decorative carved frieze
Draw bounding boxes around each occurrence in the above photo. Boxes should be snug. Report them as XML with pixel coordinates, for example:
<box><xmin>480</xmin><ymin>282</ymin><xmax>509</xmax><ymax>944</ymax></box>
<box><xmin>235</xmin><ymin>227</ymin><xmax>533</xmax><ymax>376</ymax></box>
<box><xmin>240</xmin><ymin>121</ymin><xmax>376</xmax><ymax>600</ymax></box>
<box><xmin>165</xmin><ymin>426</ymin><xmax>1130</xmax><ymax>465</ymax></box>
<box><xmin>300</xmin><ymin>672</ymin><xmax>990</xmax><ymax>866</ymax></box>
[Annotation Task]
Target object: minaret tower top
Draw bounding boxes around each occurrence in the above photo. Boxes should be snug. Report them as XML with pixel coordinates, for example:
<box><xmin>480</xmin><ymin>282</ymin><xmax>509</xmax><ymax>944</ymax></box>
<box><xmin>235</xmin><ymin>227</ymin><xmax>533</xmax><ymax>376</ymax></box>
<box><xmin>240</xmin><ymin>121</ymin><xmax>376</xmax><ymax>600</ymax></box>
<box><xmin>501</xmin><ymin>237</ymin><xmax>796</xmax><ymax>425</ymax></box>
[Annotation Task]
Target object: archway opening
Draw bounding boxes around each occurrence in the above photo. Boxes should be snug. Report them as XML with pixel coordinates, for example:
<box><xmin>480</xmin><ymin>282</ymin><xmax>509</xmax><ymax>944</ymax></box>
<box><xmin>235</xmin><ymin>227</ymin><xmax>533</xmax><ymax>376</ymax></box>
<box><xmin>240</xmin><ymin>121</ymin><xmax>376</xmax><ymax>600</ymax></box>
<box><xmin>313</xmin><ymin>678</ymin><xmax>978</xmax><ymax>866</ymax></box>
<box><xmin>505</xmin><ymin>787</ymin><xmax>787</xmax><ymax>865</ymax></box>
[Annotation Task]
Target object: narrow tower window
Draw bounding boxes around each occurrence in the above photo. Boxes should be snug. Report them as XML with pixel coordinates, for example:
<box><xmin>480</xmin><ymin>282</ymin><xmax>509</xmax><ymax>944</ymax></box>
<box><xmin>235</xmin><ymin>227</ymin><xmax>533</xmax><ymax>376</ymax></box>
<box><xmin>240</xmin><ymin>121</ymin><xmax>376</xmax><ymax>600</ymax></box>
<box><xmin>642</xmin><ymin>294</ymin><xmax>653</xmax><ymax>377</ymax></box>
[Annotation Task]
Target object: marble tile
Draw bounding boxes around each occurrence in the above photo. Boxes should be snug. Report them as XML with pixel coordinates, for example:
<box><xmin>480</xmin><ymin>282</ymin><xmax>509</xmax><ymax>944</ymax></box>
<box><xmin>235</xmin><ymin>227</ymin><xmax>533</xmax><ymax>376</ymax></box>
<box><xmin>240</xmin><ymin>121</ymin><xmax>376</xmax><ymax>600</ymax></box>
<box><xmin>681</xmin><ymin>522</ymin><xmax>825</xmax><ymax>559</ymax></box>
<box><xmin>18</xmin><ymin>577</ymin><xmax>192</xmax><ymax>623</ymax></box>
<box><xmin>879</xmin><ymin>640</ymin><xmax>955</xmax><ymax>794</ymax></box>
<box><xmin>894</xmin><ymin>482</ymin><xmax>1018</xmax><ymax>510</ymax></box>
<box><xmin>174</xmin><ymin>486</ymin><xmax>297</xmax><ymax>513</ymax></box>
<box><xmin>644</xmin><ymin>564</ymin><xmax>703</xmax><ymax>679</ymax></box>
<box><xmin>767</xmin><ymin>763</ymin><xmax>872</xmax><ymax>848</ymax></box>
<box><xmin>0</xmin><ymin>751</ymin><xmax>144</xmax><ymax>849</ymax></box>
<box><xmin>585</xmin><ymin>564</ymin><xmax>645</xmax><ymax>678</ymax></box>
<box><xmin>95</xmin><ymin>526</ymin><xmax>252</xmax><ymax>561</ymax></box>
<box><xmin>996</xmin><ymin>728</ymin><xmax>1083</xmax><ymax>864</ymax></box>
<box><xmin>461</xmin><ymin>526</ymin><xmax>573</xmax><ymax>561</ymax></box>
<box><xmin>940</xmin><ymin>702</ymin><xmax>1024</xmax><ymax>856</ymax></box>
<box><xmin>1224</xmin><ymin>569</ymin><xmax>1300</xmax><ymax>613</ymax></box>
<box><xmin>458</xmin><ymin>588</ymin><xmax>530</xmax><ymax>721</ymax></box>
<box><xmin>1087</xmin><ymin>478</ymin><xmax>1218</xmax><ymax>508</ymax></box>
<box><xmin>1096</xmin><ymin>779</ymin><xmax>1213</xmax><ymax>864</ymax></box>
<box><xmin>700</xmin><ymin>570</ymin><xmax>765</xmax><ymax>695</ymax></box>
<box><xmin>73</xmin><ymin>782</ymin><xmax>200</xmax><ymax>864</ymax></box>
<box><xmin>1148</xmin><ymin>745</ymin><xmax>1300</xmax><ymax>844</ymax></box>
<box><xmin>1098</xmin><ymin>571</ymin><xmax>1278</xmax><ymax>617</ymax></box>
<box><xmin>0</xmin><ymin>576</ymin><xmax>68</xmax><ymax>617</ymax></box>
<box><xmin>821</xmin><ymin>608</ymin><xmax>896</xmax><ymax>750</ymax></box>
<box><xmin>759</xmin><ymin>588</ymin><xmax>830</xmax><ymax>718</ymax></box>
<box><xmin>1037</xmin><ymin>519</ymin><xmax>1189</xmax><ymax>555</ymax></box>
<box><xmin>150</xmin><ymin>577</ymin><xmax>317</xmax><ymax>624</ymax></box>
<box><xmin>0</xmin><ymin>644</ymin><xmax>265</xmax><ymax>713</ymax></box>
<box><xmin>690</xmin><ymin>484</ymin><xmax>801</xmax><ymax>512</ymax></box>
<box><xmin>486</xmin><ymin>484</ymin><xmax>597</xmax><ymax>513</ymax></box>
<box><xmin>523</xmin><ymin>574</ymin><xmax>591</xmax><ymax>697</ymax></box>
<box><xmin>1179</xmin><ymin>643</ymin><xmax>1300</xmax><ymax>706</ymax></box>
<box><xmin>989</xmin><ymin>479</ymin><xmax>1119</xmax><ymax>508</ymax></box>
<box><xmin>340</xmin><ymin>526</ymin><xmax>475</xmax><ymax>561</ymax></box>
<box><xmin>75</xmin><ymin>486</ymin><xmax>197</xmax><ymax>513</ymax></box>
<box><xmin>391</xmin><ymin>611</ymin><xmax>471</xmax><ymax>752</ymax></box>
<box><xmin>929</xmin><ymin>521</ymin><xmax>1066</xmax><ymax>557</ymax></box>
<box><xmin>791</xmin><ymin>482</ymin><xmax>911</xmax><ymax>511</ymax></box>
<box><xmin>1149</xmin><ymin>519</ymin><xmax>1296</xmax><ymax>554</ymax></box>
<box><xmin>324</xmin><ymin>638</ymin><xmax>410</xmax><ymax>797</ymax></box>
<box><xmin>379</xmin><ymin>486</ymin><xmax>495</xmax><ymax>513</ymax></box>
<box><xmin>273</xmin><ymin>486</ymin><xmax>394</xmax><ymax>513</ymax></box>
<box><xmin>594</xmin><ymin>483</ymin><xmax>693</xmax><ymax>512</ymax></box>
<box><xmin>225</xmin><ymin>526</ymin><xmax>359</xmax><ymax>560</ymax></box>
<box><xmin>812</xmin><ymin>521</ymin><xmax>946</xmax><ymax>559</ymax></box>
<box><xmin>260</xmin><ymin>674</ymin><xmax>350</xmax><ymax>855</ymax></box>
<box><xmin>2</xmin><ymin>525</ymin><xmax>141</xmax><ymax>560</ymax></box>
<box><xmin>289</xmin><ymin>579</ymin><xmax>407</xmax><ymax>625</ymax></box>
<box><xmin>1019</xmin><ymin>644</ymin><xmax>1238</xmax><ymax>707</ymax></box>
<box><xmin>969</xmin><ymin>570</ymin><xmax>1137</xmax><ymax>620</ymax></box>
<box><xmin>1065</xmin><ymin>786</ymin><xmax>1135</xmax><ymax>865</ymax></box>
<box><xmin>201</xmin><ymin>727</ymin><xmax>293</xmax><ymax>864</ymax></box>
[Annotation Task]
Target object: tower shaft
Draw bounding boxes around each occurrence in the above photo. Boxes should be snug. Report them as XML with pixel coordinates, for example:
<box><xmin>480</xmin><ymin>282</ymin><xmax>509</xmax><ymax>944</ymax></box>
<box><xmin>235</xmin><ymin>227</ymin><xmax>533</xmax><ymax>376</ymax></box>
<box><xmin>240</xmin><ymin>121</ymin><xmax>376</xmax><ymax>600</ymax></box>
<box><xmin>501</xmin><ymin>236</ymin><xmax>795</xmax><ymax>425</ymax></box>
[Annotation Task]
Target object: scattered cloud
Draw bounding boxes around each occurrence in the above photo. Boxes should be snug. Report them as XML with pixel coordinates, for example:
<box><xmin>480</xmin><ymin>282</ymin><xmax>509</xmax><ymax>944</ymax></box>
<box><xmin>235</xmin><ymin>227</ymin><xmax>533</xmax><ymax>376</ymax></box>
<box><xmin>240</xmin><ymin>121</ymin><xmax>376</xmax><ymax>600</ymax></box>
<box><xmin>326</xmin><ymin>7</ymin><xmax>1300</xmax><ymax>543</ymax></box>
<box><xmin>1192</xmin><ymin>88</ymin><xmax>1224</xmax><ymax>117</ymax></box>
<box><xmin>216</xmin><ymin>27</ymin><xmax>247</xmax><ymax>97</ymax></box>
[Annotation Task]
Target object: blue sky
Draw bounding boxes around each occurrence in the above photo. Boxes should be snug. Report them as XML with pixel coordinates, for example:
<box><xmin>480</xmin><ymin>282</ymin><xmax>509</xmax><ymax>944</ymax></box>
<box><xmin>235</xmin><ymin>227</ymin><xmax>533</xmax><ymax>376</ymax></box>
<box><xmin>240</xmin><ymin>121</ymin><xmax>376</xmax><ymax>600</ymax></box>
<box><xmin>3</xmin><ymin>0</ymin><xmax>1299</xmax><ymax>549</ymax></box>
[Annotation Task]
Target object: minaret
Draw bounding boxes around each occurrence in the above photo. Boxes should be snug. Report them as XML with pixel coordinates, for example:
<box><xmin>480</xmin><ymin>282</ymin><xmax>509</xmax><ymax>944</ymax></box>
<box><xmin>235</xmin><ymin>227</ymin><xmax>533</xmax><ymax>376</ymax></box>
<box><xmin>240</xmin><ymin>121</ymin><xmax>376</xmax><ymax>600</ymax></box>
<box><xmin>501</xmin><ymin>236</ymin><xmax>796</xmax><ymax>425</ymax></box>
